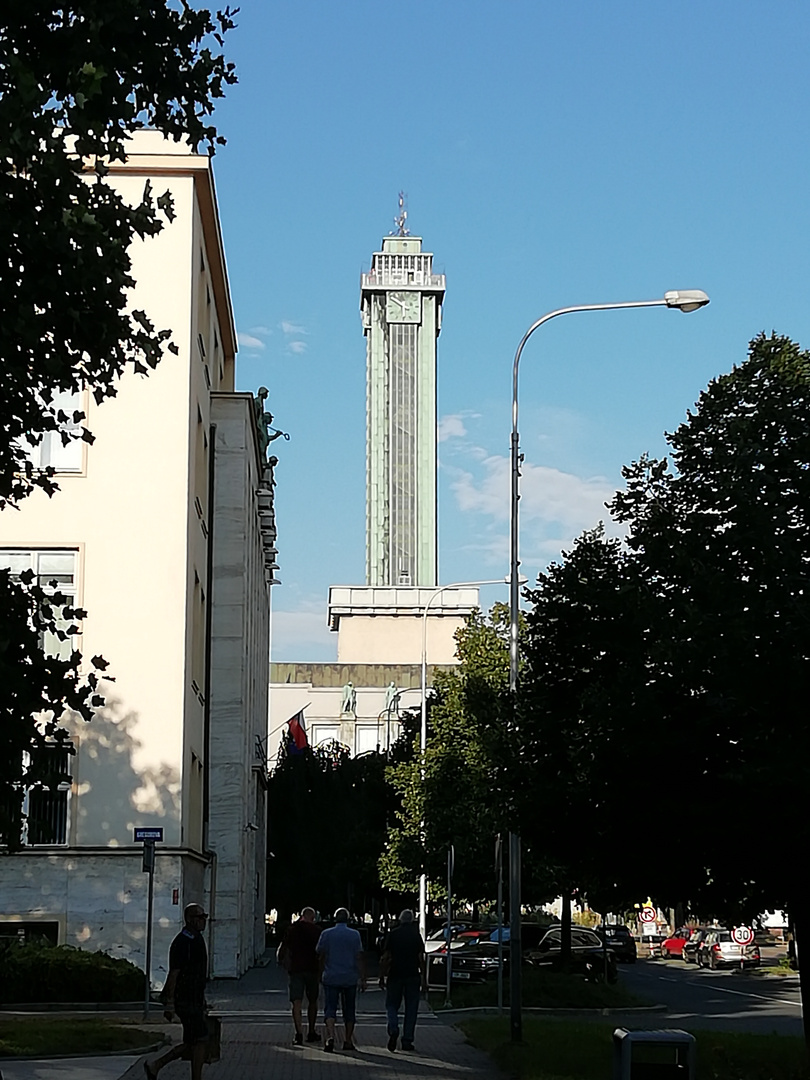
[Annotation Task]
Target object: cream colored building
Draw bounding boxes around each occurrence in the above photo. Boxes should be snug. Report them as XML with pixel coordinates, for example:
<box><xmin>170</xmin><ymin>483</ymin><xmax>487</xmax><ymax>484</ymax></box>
<box><xmin>269</xmin><ymin>586</ymin><xmax>478</xmax><ymax>757</ymax></box>
<box><xmin>0</xmin><ymin>133</ymin><xmax>275</xmax><ymax>982</ymax></box>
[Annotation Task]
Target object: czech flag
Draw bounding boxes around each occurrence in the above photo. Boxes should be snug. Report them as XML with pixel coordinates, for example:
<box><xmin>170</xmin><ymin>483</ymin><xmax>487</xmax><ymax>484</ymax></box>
<box><xmin>287</xmin><ymin>710</ymin><xmax>308</xmax><ymax>754</ymax></box>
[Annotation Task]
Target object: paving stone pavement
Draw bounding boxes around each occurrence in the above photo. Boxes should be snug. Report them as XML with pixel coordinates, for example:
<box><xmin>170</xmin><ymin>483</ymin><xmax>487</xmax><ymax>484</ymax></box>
<box><xmin>121</xmin><ymin>962</ymin><xmax>499</xmax><ymax>1080</ymax></box>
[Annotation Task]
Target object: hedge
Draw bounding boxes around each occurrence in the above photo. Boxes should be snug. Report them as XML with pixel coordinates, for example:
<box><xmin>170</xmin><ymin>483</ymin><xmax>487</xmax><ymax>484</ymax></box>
<box><xmin>0</xmin><ymin>941</ymin><xmax>144</xmax><ymax>1003</ymax></box>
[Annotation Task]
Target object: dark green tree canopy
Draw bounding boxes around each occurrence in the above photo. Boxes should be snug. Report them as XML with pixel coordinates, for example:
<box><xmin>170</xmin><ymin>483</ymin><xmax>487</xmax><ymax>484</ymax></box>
<box><xmin>0</xmin><ymin>1</ymin><xmax>236</xmax><ymax>845</ymax></box>
<box><xmin>0</xmin><ymin>1</ymin><xmax>236</xmax><ymax>507</ymax></box>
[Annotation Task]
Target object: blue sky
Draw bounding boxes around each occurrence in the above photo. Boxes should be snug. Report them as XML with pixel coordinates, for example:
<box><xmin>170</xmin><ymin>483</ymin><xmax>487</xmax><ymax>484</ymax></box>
<box><xmin>209</xmin><ymin>0</ymin><xmax>810</xmax><ymax>661</ymax></box>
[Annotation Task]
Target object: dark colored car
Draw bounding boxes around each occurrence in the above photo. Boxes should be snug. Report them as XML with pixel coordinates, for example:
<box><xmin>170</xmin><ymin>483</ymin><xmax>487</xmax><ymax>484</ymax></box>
<box><xmin>598</xmin><ymin>924</ymin><xmax>637</xmax><ymax>963</ymax></box>
<box><xmin>525</xmin><ymin>926</ymin><xmax>618</xmax><ymax>983</ymax></box>
<box><xmin>427</xmin><ymin>940</ymin><xmax>509</xmax><ymax>985</ymax></box>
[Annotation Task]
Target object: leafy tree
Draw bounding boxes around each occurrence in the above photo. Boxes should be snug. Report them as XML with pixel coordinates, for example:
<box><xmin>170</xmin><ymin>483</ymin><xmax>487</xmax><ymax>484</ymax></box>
<box><xmin>267</xmin><ymin>742</ymin><xmax>397</xmax><ymax>926</ymax></box>
<box><xmin>610</xmin><ymin>332</ymin><xmax>810</xmax><ymax>1043</ymax></box>
<box><xmin>518</xmin><ymin>528</ymin><xmax>663</xmax><ymax>960</ymax></box>
<box><xmin>0</xmin><ymin>572</ymin><xmax>108</xmax><ymax>849</ymax></box>
<box><xmin>383</xmin><ymin>605</ymin><xmax>553</xmax><ymax>919</ymax></box>
<box><xmin>0</xmin><ymin>2</ymin><xmax>236</xmax><ymax>842</ymax></box>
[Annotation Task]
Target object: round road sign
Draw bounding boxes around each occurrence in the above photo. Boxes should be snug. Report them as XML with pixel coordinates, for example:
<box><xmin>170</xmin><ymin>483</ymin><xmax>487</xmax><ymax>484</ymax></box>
<box><xmin>640</xmin><ymin>906</ymin><xmax>656</xmax><ymax>924</ymax></box>
<box><xmin>731</xmin><ymin>925</ymin><xmax>754</xmax><ymax>946</ymax></box>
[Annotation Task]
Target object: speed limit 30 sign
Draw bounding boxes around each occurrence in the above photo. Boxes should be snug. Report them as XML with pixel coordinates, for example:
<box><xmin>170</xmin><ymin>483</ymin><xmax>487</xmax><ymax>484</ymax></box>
<box><xmin>731</xmin><ymin>925</ymin><xmax>754</xmax><ymax>946</ymax></box>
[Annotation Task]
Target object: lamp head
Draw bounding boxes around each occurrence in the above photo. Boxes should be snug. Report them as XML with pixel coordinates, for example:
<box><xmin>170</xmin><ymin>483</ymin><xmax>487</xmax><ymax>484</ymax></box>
<box><xmin>664</xmin><ymin>289</ymin><xmax>710</xmax><ymax>313</ymax></box>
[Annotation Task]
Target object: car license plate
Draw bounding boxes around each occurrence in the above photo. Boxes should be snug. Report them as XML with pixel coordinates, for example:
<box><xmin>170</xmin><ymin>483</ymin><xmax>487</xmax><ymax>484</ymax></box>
<box><xmin>454</xmin><ymin>971</ymin><xmax>471</xmax><ymax>979</ymax></box>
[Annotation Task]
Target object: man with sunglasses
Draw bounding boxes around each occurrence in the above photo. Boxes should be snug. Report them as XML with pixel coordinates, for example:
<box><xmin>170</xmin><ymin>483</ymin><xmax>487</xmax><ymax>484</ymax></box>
<box><xmin>145</xmin><ymin>903</ymin><xmax>210</xmax><ymax>1080</ymax></box>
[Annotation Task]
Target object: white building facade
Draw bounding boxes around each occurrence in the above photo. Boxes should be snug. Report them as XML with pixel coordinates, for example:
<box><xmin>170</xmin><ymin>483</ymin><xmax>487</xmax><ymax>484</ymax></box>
<box><xmin>0</xmin><ymin>133</ymin><xmax>275</xmax><ymax>982</ymax></box>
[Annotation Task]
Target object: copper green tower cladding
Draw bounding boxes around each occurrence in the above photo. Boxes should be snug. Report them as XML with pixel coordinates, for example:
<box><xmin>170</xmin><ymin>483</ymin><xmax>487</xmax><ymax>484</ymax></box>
<box><xmin>361</xmin><ymin>235</ymin><xmax>445</xmax><ymax>587</ymax></box>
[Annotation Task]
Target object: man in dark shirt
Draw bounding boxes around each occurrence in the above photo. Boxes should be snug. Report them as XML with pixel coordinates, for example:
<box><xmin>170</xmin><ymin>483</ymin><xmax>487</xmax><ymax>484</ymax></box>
<box><xmin>278</xmin><ymin>906</ymin><xmax>321</xmax><ymax>1044</ymax></box>
<box><xmin>379</xmin><ymin>908</ymin><xmax>427</xmax><ymax>1052</ymax></box>
<box><xmin>145</xmin><ymin>903</ymin><xmax>210</xmax><ymax>1080</ymax></box>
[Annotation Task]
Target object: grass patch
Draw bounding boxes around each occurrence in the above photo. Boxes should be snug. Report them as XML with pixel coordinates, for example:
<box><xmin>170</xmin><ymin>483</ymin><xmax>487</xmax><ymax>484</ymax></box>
<box><xmin>0</xmin><ymin>1018</ymin><xmax>163</xmax><ymax>1058</ymax></box>
<box><xmin>430</xmin><ymin>967</ymin><xmax>647</xmax><ymax>1010</ymax></box>
<box><xmin>460</xmin><ymin>1016</ymin><xmax>808</xmax><ymax>1080</ymax></box>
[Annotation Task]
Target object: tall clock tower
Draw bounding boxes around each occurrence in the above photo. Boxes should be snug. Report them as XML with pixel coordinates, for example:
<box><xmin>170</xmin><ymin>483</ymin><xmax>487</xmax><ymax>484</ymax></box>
<box><xmin>360</xmin><ymin>228</ymin><xmax>445</xmax><ymax>587</ymax></box>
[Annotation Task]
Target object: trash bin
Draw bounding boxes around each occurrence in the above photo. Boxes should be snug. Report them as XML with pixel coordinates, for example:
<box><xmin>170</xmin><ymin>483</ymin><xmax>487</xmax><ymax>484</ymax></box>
<box><xmin>613</xmin><ymin>1028</ymin><xmax>696</xmax><ymax>1080</ymax></box>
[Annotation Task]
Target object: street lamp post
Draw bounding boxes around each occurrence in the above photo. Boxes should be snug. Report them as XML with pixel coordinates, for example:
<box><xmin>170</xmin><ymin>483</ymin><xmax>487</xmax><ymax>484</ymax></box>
<box><xmin>419</xmin><ymin>578</ymin><xmax>507</xmax><ymax>943</ymax></box>
<box><xmin>507</xmin><ymin>290</ymin><xmax>709</xmax><ymax>1043</ymax></box>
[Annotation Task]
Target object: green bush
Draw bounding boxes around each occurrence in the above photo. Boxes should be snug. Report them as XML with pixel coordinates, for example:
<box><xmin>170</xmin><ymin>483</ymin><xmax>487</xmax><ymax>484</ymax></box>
<box><xmin>0</xmin><ymin>941</ymin><xmax>143</xmax><ymax>1003</ymax></box>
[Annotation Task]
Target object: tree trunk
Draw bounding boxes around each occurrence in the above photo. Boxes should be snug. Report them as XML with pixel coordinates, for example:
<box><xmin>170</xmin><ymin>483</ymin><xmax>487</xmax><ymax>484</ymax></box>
<box><xmin>790</xmin><ymin>895</ymin><xmax>810</xmax><ymax>1062</ymax></box>
<box><xmin>560</xmin><ymin>886</ymin><xmax>572</xmax><ymax>971</ymax></box>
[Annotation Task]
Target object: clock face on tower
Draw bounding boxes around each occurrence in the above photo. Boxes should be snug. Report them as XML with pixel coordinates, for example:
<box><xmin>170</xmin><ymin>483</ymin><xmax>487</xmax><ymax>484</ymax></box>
<box><xmin>387</xmin><ymin>291</ymin><xmax>420</xmax><ymax>324</ymax></box>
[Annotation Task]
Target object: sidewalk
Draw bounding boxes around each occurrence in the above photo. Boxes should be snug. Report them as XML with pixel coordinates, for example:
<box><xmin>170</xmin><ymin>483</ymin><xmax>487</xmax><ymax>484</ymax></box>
<box><xmin>2</xmin><ymin>962</ymin><xmax>499</xmax><ymax>1080</ymax></box>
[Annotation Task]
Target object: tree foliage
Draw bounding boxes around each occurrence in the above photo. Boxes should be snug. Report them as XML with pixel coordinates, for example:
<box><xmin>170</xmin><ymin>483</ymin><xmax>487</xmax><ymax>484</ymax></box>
<box><xmin>521</xmin><ymin>332</ymin><xmax>810</xmax><ymax>927</ymax></box>
<box><xmin>0</xmin><ymin>571</ymin><xmax>109</xmax><ymax>848</ymax></box>
<box><xmin>1</xmin><ymin>1</ymin><xmax>236</xmax><ymax>506</ymax></box>
<box><xmin>0</xmin><ymin>2</ymin><xmax>236</xmax><ymax>843</ymax></box>
<box><xmin>267</xmin><ymin>742</ymin><xmax>397</xmax><ymax>922</ymax></box>
<box><xmin>382</xmin><ymin>605</ymin><xmax>555</xmax><ymax>910</ymax></box>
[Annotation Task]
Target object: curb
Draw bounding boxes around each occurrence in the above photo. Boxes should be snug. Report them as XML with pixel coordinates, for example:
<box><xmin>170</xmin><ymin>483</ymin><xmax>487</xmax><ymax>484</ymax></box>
<box><xmin>435</xmin><ymin>1004</ymin><xmax>668</xmax><ymax>1018</ymax></box>
<box><xmin>0</xmin><ymin>1002</ymin><xmax>164</xmax><ymax>1014</ymax></box>
<box><xmin>0</xmin><ymin>1040</ymin><xmax>165</xmax><ymax>1063</ymax></box>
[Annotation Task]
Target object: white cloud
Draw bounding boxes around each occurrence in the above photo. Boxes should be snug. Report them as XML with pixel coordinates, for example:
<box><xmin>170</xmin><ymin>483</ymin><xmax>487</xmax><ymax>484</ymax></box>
<box><xmin>438</xmin><ymin>414</ymin><xmax>467</xmax><ymax>442</ymax></box>
<box><xmin>237</xmin><ymin>332</ymin><xmax>266</xmax><ymax>350</ymax></box>
<box><xmin>271</xmin><ymin>607</ymin><xmax>336</xmax><ymax>660</ymax></box>
<box><xmin>288</xmin><ymin>341</ymin><xmax>307</xmax><ymax>355</ymax></box>
<box><xmin>449</xmin><ymin>451</ymin><xmax>623</xmax><ymax>572</ymax></box>
<box><xmin>280</xmin><ymin>320</ymin><xmax>308</xmax><ymax>336</ymax></box>
<box><xmin>248</xmin><ymin>325</ymin><xmax>272</xmax><ymax>336</ymax></box>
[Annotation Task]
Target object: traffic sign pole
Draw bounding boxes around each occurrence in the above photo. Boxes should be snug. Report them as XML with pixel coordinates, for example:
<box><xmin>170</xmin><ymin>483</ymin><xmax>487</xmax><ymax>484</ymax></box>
<box><xmin>144</xmin><ymin>844</ymin><xmax>156</xmax><ymax>1020</ymax></box>
<box><xmin>731</xmin><ymin>926</ymin><xmax>754</xmax><ymax>972</ymax></box>
<box><xmin>134</xmin><ymin>828</ymin><xmax>163</xmax><ymax>1021</ymax></box>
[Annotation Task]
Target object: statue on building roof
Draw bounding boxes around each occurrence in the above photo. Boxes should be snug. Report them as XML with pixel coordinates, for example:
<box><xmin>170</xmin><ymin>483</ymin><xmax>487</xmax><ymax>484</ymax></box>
<box><xmin>253</xmin><ymin>387</ymin><xmax>290</xmax><ymax>460</ymax></box>
<box><xmin>341</xmin><ymin>682</ymin><xmax>357</xmax><ymax>716</ymax></box>
<box><xmin>385</xmin><ymin>681</ymin><xmax>401</xmax><ymax>715</ymax></box>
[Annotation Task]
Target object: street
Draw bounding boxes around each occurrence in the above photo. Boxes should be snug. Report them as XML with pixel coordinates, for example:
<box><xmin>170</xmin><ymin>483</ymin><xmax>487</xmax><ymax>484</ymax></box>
<box><xmin>615</xmin><ymin>958</ymin><xmax>802</xmax><ymax>1036</ymax></box>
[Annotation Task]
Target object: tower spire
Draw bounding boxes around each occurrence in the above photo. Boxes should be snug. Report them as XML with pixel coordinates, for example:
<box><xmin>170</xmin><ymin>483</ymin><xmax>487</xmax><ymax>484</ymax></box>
<box><xmin>391</xmin><ymin>191</ymin><xmax>410</xmax><ymax>237</ymax></box>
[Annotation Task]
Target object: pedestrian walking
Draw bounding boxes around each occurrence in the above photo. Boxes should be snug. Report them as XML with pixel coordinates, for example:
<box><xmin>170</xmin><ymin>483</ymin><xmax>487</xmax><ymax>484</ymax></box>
<box><xmin>316</xmin><ymin>907</ymin><xmax>366</xmax><ymax>1052</ymax></box>
<box><xmin>379</xmin><ymin>908</ymin><xmax>427</xmax><ymax>1052</ymax></box>
<box><xmin>145</xmin><ymin>903</ymin><xmax>211</xmax><ymax>1080</ymax></box>
<box><xmin>277</xmin><ymin>906</ymin><xmax>321</xmax><ymax>1045</ymax></box>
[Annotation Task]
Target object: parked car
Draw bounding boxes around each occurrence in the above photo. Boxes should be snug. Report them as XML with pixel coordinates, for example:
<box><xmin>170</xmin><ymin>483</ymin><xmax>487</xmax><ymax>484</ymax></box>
<box><xmin>525</xmin><ymin>926</ymin><xmax>618</xmax><ymax>983</ymax></box>
<box><xmin>682</xmin><ymin>927</ymin><xmax>711</xmax><ymax>964</ymax></box>
<box><xmin>427</xmin><ymin>940</ymin><xmax>508</xmax><ymax>985</ymax></box>
<box><xmin>598</xmin><ymin>924</ymin><xmax>637</xmax><ymax>963</ymax></box>
<box><xmin>424</xmin><ymin>923</ymin><xmax>478</xmax><ymax>954</ymax></box>
<box><xmin>697</xmin><ymin>929</ymin><xmax>761</xmax><ymax>970</ymax></box>
<box><xmin>660</xmin><ymin>927</ymin><xmax>691</xmax><ymax>959</ymax></box>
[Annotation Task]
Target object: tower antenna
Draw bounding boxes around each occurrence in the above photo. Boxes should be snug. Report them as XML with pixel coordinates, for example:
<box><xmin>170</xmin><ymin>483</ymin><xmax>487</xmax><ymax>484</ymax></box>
<box><xmin>391</xmin><ymin>191</ymin><xmax>410</xmax><ymax>237</ymax></box>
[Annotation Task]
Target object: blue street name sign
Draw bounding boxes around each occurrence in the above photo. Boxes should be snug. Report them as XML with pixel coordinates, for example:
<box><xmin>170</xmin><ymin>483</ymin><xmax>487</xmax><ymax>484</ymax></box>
<box><xmin>134</xmin><ymin>827</ymin><xmax>164</xmax><ymax>843</ymax></box>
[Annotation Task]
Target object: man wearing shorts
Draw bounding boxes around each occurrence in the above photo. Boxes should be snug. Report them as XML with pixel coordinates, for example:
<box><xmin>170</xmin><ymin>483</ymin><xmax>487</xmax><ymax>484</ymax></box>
<box><xmin>278</xmin><ymin>906</ymin><xmax>321</xmax><ymax>1044</ymax></box>
<box><xmin>145</xmin><ymin>903</ymin><xmax>209</xmax><ymax>1080</ymax></box>
<box><xmin>316</xmin><ymin>907</ymin><xmax>366</xmax><ymax>1052</ymax></box>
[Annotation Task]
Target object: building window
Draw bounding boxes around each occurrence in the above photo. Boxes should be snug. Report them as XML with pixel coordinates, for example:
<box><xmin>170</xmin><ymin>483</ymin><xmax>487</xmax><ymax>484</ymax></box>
<box><xmin>310</xmin><ymin>724</ymin><xmax>339</xmax><ymax>747</ymax></box>
<box><xmin>25</xmin><ymin>389</ymin><xmax>84</xmax><ymax>473</ymax></box>
<box><xmin>0</xmin><ymin>550</ymin><xmax>78</xmax><ymax>660</ymax></box>
<box><xmin>24</xmin><ymin>744</ymin><xmax>73</xmax><ymax>845</ymax></box>
<box><xmin>0</xmin><ymin>743</ymin><xmax>73</xmax><ymax>847</ymax></box>
<box><xmin>355</xmin><ymin>726</ymin><xmax>381</xmax><ymax>756</ymax></box>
